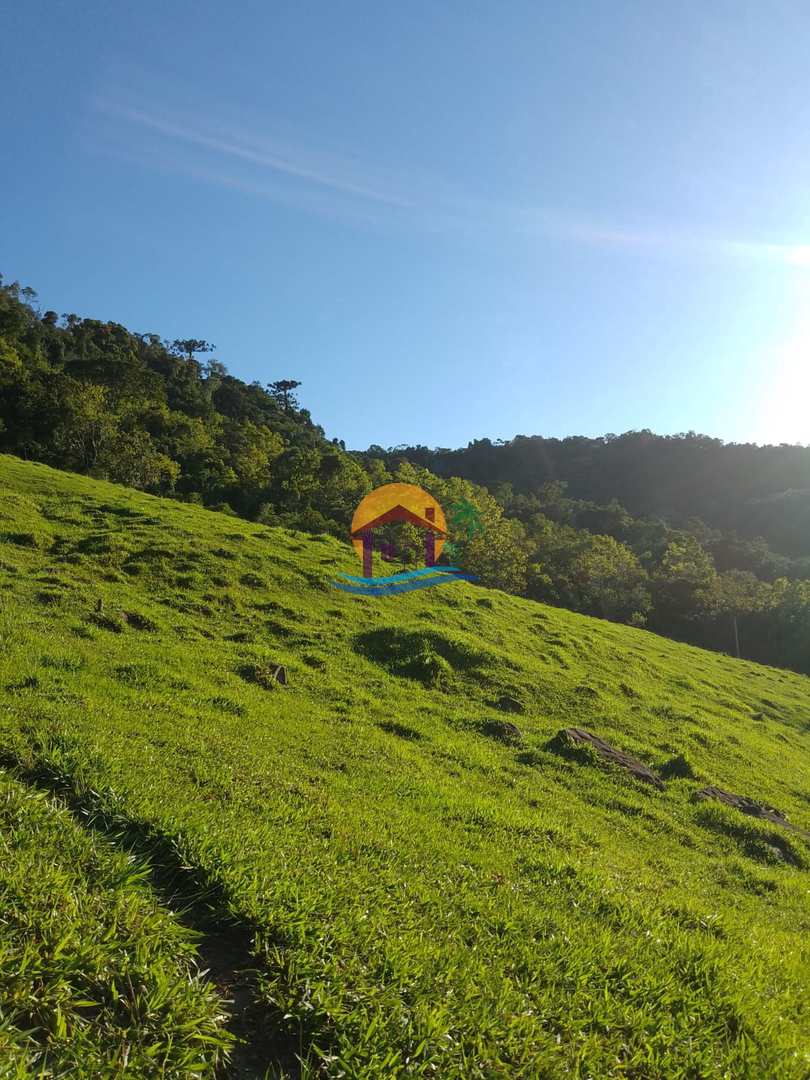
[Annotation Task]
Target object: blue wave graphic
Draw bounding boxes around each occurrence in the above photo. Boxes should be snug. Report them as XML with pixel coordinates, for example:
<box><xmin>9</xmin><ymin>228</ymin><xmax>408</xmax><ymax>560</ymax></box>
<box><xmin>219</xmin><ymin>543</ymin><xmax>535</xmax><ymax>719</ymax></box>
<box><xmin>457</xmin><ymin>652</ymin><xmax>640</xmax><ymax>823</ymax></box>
<box><xmin>336</xmin><ymin>565</ymin><xmax>466</xmax><ymax>585</ymax></box>
<box><xmin>332</xmin><ymin>571</ymin><xmax>478</xmax><ymax>596</ymax></box>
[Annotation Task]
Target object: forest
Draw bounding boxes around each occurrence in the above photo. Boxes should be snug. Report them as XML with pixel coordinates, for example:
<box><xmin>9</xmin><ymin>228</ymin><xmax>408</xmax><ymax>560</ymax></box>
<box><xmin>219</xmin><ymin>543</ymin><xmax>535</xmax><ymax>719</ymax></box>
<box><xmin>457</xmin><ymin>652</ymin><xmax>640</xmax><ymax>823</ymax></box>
<box><xmin>2</xmin><ymin>273</ymin><xmax>810</xmax><ymax>675</ymax></box>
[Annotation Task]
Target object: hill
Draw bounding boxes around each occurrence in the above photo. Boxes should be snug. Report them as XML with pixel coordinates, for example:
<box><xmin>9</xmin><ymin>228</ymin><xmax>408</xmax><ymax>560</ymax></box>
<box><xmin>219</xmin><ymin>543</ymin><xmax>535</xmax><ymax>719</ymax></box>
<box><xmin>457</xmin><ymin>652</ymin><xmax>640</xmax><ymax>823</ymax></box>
<box><xmin>0</xmin><ymin>454</ymin><xmax>808</xmax><ymax>1077</ymax></box>
<box><xmin>6</xmin><ymin>273</ymin><xmax>810</xmax><ymax>678</ymax></box>
<box><xmin>384</xmin><ymin>433</ymin><xmax>810</xmax><ymax>558</ymax></box>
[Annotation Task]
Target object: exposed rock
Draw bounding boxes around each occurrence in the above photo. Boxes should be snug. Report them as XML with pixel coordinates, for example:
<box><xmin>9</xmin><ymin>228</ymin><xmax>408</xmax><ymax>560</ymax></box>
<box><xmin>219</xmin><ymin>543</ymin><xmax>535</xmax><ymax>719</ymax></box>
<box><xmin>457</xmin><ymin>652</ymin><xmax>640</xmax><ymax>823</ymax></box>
<box><xmin>694</xmin><ymin>786</ymin><xmax>810</xmax><ymax>839</ymax></box>
<box><xmin>557</xmin><ymin>727</ymin><xmax>665</xmax><ymax>789</ymax></box>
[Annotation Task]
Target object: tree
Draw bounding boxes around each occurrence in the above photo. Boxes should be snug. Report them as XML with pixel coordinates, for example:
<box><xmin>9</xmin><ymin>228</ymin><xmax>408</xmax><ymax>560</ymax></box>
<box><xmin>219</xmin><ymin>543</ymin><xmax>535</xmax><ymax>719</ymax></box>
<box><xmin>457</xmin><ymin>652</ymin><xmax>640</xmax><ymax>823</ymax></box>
<box><xmin>575</xmin><ymin>498</ymin><xmax>633</xmax><ymax>538</ymax></box>
<box><xmin>568</xmin><ymin>535</ymin><xmax>651</xmax><ymax>623</ymax></box>
<box><xmin>104</xmin><ymin>430</ymin><xmax>180</xmax><ymax>492</ymax></box>
<box><xmin>463</xmin><ymin>517</ymin><xmax>529</xmax><ymax>594</ymax></box>
<box><xmin>52</xmin><ymin>380</ymin><xmax>118</xmax><ymax>472</ymax></box>
<box><xmin>365</xmin><ymin>458</ymin><xmax>391</xmax><ymax>489</ymax></box>
<box><xmin>535</xmin><ymin>481</ymin><xmax>573</xmax><ymax>524</ymax></box>
<box><xmin>232</xmin><ymin>423</ymin><xmax>284</xmax><ymax>482</ymax></box>
<box><xmin>312</xmin><ymin>453</ymin><xmax>370</xmax><ymax>524</ymax></box>
<box><xmin>271</xmin><ymin>447</ymin><xmax>321</xmax><ymax>507</ymax></box>
<box><xmin>169</xmin><ymin>339</ymin><xmax>216</xmax><ymax>362</ymax></box>
<box><xmin>764</xmin><ymin>578</ymin><xmax>810</xmax><ymax>674</ymax></box>
<box><xmin>267</xmin><ymin>380</ymin><xmax>302</xmax><ymax>413</ymax></box>
<box><xmin>0</xmin><ymin>337</ymin><xmax>22</xmax><ymax>380</ymax></box>
<box><xmin>710</xmin><ymin>570</ymin><xmax>768</xmax><ymax>658</ymax></box>
<box><xmin>651</xmin><ymin>536</ymin><xmax>717</xmax><ymax>629</ymax></box>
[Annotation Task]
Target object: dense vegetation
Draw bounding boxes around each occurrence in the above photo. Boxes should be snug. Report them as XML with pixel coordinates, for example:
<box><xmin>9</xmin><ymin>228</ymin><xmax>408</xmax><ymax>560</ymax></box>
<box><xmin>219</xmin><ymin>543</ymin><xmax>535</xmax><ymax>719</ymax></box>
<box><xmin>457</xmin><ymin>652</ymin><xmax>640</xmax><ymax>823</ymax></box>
<box><xmin>0</xmin><ymin>276</ymin><xmax>370</xmax><ymax>532</ymax></box>
<box><xmin>3</xmin><ymin>273</ymin><xmax>810</xmax><ymax>676</ymax></box>
<box><xmin>386</xmin><ymin>433</ymin><xmax>810</xmax><ymax>558</ymax></box>
<box><xmin>0</xmin><ymin>454</ymin><xmax>808</xmax><ymax>1077</ymax></box>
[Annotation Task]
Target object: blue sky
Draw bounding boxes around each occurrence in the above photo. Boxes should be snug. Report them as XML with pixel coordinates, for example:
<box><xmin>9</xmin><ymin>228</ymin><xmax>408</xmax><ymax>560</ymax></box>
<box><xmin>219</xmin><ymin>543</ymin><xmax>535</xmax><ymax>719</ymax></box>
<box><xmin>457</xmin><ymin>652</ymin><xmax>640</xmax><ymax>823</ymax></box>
<box><xmin>3</xmin><ymin>1</ymin><xmax>810</xmax><ymax>449</ymax></box>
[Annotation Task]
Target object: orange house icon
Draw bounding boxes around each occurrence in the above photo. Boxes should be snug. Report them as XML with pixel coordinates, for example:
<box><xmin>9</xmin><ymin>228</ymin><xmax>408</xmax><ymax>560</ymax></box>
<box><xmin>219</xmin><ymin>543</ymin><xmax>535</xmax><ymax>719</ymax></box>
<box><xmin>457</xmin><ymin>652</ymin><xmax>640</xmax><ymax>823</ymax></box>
<box><xmin>350</xmin><ymin>483</ymin><xmax>448</xmax><ymax>578</ymax></box>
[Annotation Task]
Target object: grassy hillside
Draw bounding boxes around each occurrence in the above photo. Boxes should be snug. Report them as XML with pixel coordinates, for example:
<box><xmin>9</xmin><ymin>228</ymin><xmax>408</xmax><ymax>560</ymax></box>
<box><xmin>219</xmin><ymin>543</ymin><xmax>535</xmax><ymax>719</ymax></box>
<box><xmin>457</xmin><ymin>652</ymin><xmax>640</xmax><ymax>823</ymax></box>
<box><xmin>0</xmin><ymin>453</ymin><xmax>808</xmax><ymax>1078</ymax></box>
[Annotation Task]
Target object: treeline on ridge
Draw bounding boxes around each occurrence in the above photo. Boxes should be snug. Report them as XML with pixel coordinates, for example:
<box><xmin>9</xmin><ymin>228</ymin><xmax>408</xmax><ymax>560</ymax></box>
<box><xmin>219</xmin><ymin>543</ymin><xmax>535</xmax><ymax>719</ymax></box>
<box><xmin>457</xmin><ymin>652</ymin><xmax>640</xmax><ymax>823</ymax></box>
<box><xmin>2</xmin><ymin>273</ymin><xmax>810</xmax><ymax>677</ymax></box>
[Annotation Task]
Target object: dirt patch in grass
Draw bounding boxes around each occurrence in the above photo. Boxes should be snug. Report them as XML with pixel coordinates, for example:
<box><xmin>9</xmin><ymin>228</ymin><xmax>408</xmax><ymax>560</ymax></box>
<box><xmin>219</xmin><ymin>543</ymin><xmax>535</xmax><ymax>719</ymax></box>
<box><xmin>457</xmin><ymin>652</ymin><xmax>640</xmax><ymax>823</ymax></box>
<box><xmin>302</xmin><ymin>654</ymin><xmax>327</xmax><ymax>670</ymax></box>
<box><xmin>2</xmin><ymin>530</ymin><xmax>45</xmax><ymax>548</ymax></box>
<box><xmin>252</xmin><ymin>600</ymin><xmax>298</xmax><ymax>618</ymax></box>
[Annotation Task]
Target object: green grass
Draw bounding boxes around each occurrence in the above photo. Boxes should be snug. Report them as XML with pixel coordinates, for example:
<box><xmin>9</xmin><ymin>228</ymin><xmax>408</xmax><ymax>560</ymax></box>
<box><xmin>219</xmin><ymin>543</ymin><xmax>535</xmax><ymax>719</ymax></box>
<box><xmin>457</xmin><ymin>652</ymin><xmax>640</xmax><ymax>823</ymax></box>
<box><xmin>0</xmin><ymin>454</ymin><xmax>808</xmax><ymax>1077</ymax></box>
<box><xmin>0</xmin><ymin>769</ymin><xmax>230</xmax><ymax>1076</ymax></box>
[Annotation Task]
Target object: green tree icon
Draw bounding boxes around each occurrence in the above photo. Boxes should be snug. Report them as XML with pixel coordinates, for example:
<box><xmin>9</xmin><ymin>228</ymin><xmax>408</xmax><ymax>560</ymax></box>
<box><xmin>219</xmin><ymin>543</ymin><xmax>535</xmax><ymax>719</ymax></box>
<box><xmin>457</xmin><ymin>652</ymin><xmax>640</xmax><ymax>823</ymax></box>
<box><xmin>442</xmin><ymin>540</ymin><xmax>460</xmax><ymax>562</ymax></box>
<box><xmin>447</xmin><ymin>498</ymin><xmax>484</xmax><ymax>540</ymax></box>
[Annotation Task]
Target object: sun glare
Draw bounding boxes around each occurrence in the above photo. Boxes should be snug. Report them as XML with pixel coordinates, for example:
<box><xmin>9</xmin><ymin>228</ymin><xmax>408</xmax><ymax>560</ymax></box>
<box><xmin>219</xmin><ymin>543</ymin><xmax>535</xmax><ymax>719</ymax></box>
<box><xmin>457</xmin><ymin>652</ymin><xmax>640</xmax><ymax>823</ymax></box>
<box><xmin>754</xmin><ymin>317</ymin><xmax>810</xmax><ymax>445</ymax></box>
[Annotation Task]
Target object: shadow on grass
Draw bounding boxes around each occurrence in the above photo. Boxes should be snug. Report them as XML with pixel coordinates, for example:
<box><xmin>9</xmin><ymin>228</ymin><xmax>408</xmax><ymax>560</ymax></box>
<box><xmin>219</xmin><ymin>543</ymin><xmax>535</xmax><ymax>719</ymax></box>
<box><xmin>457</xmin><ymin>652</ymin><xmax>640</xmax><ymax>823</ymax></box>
<box><xmin>0</xmin><ymin>740</ymin><xmax>304</xmax><ymax>1079</ymax></box>
<box><xmin>378</xmin><ymin>720</ymin><xmax>426</xmax><ymax>741</ymax></box>
<box><xmin>354</xmin><ymin>626</ymin><xmax>491</xmax><ymax>689</ymax></box>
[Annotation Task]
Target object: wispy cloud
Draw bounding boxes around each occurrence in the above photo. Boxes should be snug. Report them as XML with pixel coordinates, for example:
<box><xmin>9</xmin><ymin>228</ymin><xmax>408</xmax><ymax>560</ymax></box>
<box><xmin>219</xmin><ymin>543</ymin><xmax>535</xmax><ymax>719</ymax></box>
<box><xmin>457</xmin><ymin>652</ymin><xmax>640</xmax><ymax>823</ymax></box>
<box><xmin>85</xmin><ymin>73</ymin><xmax>810</xmax><ymax>269</ymax></box>
<box><xmin>93</xmin><ymin>97</ymin><xmax>413</xmax><ymax>209</ymax></box>
<box><xmin>526</xmin><ymin>214</ymin><xmax>810</xmax><ymax>267</ymax></box>
<box><xmin>88</xmin><ymin>138</ymin><xmax>393</xmax><ymax>229</ymax></box>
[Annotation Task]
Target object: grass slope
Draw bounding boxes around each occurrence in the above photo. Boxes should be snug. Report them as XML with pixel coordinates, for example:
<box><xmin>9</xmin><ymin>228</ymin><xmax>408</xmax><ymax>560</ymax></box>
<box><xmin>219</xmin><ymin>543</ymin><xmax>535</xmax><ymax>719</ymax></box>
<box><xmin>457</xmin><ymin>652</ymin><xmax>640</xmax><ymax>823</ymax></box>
<box><xmin>0</xmin><ymin>454</ymin><xmax>808</xmax><ymax>1078</ymax></box>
